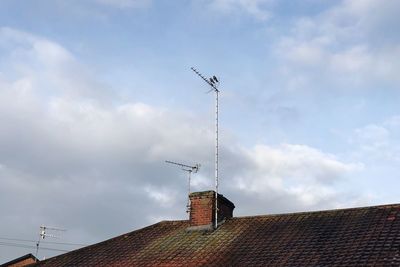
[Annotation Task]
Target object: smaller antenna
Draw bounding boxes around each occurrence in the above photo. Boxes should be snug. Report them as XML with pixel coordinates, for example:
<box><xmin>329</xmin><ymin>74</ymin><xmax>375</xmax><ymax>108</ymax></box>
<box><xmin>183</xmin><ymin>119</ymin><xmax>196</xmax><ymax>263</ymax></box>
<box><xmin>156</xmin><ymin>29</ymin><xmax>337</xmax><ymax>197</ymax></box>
<box><xmin>35</xmin><ymin>225</ymin><xmax>66</xmax><ymax>260</ymax></box>
<box><xmin>165</xmin><ymin>160</ymin><xmax>200</xmax><ymax>213</ymax></box>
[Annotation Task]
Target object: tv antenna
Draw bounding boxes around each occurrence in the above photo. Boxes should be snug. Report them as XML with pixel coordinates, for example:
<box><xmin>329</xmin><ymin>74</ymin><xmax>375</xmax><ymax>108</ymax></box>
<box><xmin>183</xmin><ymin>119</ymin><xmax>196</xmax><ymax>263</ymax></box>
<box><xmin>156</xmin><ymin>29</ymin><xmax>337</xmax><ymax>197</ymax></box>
<box><xmin>191</xmin><ymin>67</ymin><xmax>220</xmax><ymax>229</ymax></box>
<box><xmin>35</xmin><ymin>225</ymin><xmax>66</xmax><ymax>260</ymax></box>
<box><xmin>165</xmin><ymin>160</ymin><xmax>200</xmax><ymax>213</ymax></box>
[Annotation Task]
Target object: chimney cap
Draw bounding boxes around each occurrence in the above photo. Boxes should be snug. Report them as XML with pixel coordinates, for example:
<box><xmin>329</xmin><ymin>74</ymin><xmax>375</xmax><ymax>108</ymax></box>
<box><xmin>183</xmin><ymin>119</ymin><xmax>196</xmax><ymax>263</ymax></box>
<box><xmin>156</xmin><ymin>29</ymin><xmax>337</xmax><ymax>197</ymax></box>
<box><xmin>189</xmin><ymin>190</ymin><xmax>235</xmax><ymax>210</ymax></box>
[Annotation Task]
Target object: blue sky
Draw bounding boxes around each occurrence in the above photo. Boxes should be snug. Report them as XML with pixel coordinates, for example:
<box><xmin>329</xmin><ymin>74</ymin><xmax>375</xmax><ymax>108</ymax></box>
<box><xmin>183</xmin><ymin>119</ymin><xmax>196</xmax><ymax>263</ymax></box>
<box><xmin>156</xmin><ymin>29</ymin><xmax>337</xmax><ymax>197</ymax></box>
<box><xmin>1</xmin><ymin>0</ymin><xmax>400</xmax><ymax>262</ymax></box>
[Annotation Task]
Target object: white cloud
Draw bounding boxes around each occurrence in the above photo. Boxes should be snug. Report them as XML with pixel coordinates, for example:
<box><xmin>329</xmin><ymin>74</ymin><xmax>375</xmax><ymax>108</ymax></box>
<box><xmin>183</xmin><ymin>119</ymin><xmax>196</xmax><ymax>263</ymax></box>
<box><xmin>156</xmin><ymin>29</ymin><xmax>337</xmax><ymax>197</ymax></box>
<box><xmin>0</xmin><ymin>27</ymin><xmax>112</xmax><ymax>102</ymax></box>
<box><xmin>384</xmin><ymin>115</ymin><xmax>400</xmax><ymax>130</ymax></box>
<box><xmin>353</xmin><ymin>124</ymin><xmax>389</xmax><ymax>147</ymax></box>
<box><xmin>0</xmin><ymin>27</ymin><xmax>73</xmax><ymax>65</ymax></box>
<box><xmin>275</xmin><ymin>0</ymin><xmax>400</xmax><ymax>88</ymax></box>
<box><xmin>208</xmin><ymin>0</ymin><xmax>273</xmax><ymax>20</ymax></box>
<box><xmin>230</xmin><ymin>144</ymin><xmax>363</xmax><ymax>211</ymax></box>
<box><xmin>349</xmin><ymin>116</ymin><xmax>400</xmax><ymax>163</ymax></box>
<box><xmin>144</xmin><ymin>185</ymin><xmax>177</xmax><ymax>208</ymax></box>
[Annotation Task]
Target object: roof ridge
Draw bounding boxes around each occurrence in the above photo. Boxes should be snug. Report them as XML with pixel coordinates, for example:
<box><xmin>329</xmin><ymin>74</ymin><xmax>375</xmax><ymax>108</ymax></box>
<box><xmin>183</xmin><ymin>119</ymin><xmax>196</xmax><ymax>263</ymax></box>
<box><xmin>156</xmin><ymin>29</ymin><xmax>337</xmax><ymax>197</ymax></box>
<box><xmin>233</xmin><ymin>202</ymin><xmax>400</xmax><ymax>219</ymax></box>
<box><xmin>158</xmin><ymin>219</ymin><xmax>188</xmax><ymax>223</ymax></box>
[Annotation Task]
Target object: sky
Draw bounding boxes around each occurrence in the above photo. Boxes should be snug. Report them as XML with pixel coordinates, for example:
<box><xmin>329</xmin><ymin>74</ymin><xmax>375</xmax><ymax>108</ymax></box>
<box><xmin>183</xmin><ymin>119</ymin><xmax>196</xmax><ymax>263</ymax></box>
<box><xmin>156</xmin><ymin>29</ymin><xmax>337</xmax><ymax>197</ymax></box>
<box><xmin>1</xmin><ymin>0</ymin><xmax>400</xmax><ymax>262</ymax></box>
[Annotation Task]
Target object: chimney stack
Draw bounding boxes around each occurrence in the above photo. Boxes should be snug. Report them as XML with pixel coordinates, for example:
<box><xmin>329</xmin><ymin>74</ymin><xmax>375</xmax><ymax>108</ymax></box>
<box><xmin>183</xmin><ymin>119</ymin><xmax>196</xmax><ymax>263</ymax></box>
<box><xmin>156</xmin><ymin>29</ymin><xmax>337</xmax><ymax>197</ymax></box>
<box><xmin>188</xmin><ymin>190</ymin><xmax>235</xmax><ymax>230</ymax></box>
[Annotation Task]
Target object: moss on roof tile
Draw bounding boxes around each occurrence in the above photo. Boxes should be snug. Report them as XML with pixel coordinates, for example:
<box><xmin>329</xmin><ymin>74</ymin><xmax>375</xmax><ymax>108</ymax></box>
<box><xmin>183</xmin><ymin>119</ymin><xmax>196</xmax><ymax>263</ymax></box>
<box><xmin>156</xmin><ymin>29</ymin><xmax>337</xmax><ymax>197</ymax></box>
<box><xmin>35</xmin><ymin>203</ymin><xmax>400</xmax><ymax>266</ymax></box>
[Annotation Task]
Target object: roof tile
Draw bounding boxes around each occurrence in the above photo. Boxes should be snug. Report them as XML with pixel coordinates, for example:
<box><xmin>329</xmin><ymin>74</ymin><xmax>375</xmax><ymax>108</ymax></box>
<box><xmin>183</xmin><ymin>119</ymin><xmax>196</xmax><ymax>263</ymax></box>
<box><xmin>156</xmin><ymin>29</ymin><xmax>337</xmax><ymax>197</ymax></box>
<box><xmin>34</xmin><ymin>204</ymin><xmax>400</xmax><ymax>266</ymax></box>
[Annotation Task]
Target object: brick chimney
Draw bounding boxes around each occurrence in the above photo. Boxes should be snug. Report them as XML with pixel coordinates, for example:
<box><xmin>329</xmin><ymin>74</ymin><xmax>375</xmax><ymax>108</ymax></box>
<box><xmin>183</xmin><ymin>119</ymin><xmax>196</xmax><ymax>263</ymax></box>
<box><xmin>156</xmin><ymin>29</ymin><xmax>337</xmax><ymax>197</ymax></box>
<box><xmin>188</xmin><ymin>190</ymin><xmax>235</xmax><ymax>230</ymax></box>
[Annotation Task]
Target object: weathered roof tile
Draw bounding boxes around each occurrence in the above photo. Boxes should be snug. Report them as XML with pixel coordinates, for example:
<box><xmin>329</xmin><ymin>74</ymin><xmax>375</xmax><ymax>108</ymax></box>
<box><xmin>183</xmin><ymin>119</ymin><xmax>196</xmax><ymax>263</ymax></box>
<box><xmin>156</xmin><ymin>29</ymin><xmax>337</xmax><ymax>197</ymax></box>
<box><xmin>34</xmin><ymin>203</ymin><xmax>400</xmax><ymax>266</ymax></box>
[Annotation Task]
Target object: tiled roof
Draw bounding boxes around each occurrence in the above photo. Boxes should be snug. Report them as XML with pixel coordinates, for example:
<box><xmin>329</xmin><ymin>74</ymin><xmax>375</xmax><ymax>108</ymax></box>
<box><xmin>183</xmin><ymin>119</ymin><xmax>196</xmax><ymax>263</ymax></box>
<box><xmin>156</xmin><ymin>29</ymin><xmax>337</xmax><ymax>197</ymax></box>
<box><xmin>1</xmin><ymin>253</ymin><xmax>37</xmax><ymax>267</ymax></box>
<box><xmin>34</xmin><ymin>204</ymin><xmax>400</xmax><ymax>266</ymax></box>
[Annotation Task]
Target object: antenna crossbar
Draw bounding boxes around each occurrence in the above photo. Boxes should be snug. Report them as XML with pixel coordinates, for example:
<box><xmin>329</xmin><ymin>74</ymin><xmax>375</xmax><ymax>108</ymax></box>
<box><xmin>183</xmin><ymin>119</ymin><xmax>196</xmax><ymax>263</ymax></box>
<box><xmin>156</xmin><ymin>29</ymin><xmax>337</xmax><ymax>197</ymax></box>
<box><xmin>40</xmin><ymin>226</ymin><xmax>66</xmax><ymax>232</ymax></box>
<box><xmin>165</xmin><ymin>160</ymin><xmax>199</xmax><ymax>173</ymax></box>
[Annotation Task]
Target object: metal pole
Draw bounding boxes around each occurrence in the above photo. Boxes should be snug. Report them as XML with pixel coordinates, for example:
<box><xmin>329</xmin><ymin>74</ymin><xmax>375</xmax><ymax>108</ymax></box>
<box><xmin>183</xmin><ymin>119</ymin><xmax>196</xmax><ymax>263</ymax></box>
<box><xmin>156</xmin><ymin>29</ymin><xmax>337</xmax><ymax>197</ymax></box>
<box><xmin>189</xmin><ymin>67</ymin><xmax>220</xmax><ymax>228</ymax></box>
<box><xmin>35</xmin><ymin>226</ymin><xmax>44</xmax><ymax>260</ymax></box>
<box><xmin>187</xmin><ymin>171</ymin><xmax>191</xmax><ymax>214</ymax></box>
<box><xmin>35</xmin><ymin>240</ymin><xmax>40</xmax><ymax>260</ymax></box>
<box><xmin>214</xmin><ymin>89</ymin><xmax>219</xmax><ymax>229</ymax></box>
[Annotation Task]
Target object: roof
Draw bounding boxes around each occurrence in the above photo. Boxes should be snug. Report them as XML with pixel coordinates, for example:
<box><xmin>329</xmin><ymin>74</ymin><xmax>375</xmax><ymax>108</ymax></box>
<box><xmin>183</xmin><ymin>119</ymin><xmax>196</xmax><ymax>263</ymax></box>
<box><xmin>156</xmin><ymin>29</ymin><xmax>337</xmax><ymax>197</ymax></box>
<box><xmin>34</xmin><ymin>203</ymin><xmax>400</xmax><ymax>266</ymax></box>
<box><xmin>1</xmin><ymin>253</ymin><xmax>38</xmax><ymax>267</ymax></box>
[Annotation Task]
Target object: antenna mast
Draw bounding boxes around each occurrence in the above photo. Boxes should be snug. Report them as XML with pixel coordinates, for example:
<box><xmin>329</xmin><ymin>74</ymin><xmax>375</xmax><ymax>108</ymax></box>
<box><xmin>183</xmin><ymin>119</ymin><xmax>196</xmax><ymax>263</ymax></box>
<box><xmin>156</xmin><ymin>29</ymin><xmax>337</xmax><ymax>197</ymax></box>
<box><xmin>191</xmin><ymin>67</ymin><xmax>220</xmax><ymax>229</ymax></box>
<box><xmin>165</xmin><ymin>160</ymin><xmax>200</xmax><ymax>213</ymax></box>
<box><xmin>35</xmin><ymin>225</ymin><xmax>66</xmax><ymax>260</ymax></box>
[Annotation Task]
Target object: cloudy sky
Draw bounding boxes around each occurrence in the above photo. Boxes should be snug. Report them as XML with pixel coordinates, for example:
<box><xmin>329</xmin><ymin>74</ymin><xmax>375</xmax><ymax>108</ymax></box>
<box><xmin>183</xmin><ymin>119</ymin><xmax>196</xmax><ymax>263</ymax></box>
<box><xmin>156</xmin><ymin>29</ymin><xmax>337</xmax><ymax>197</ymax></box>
<box><xmin>1</xmin><ymin>0</ymin><xmax>400</xmax><ymax>262</ymax></box>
